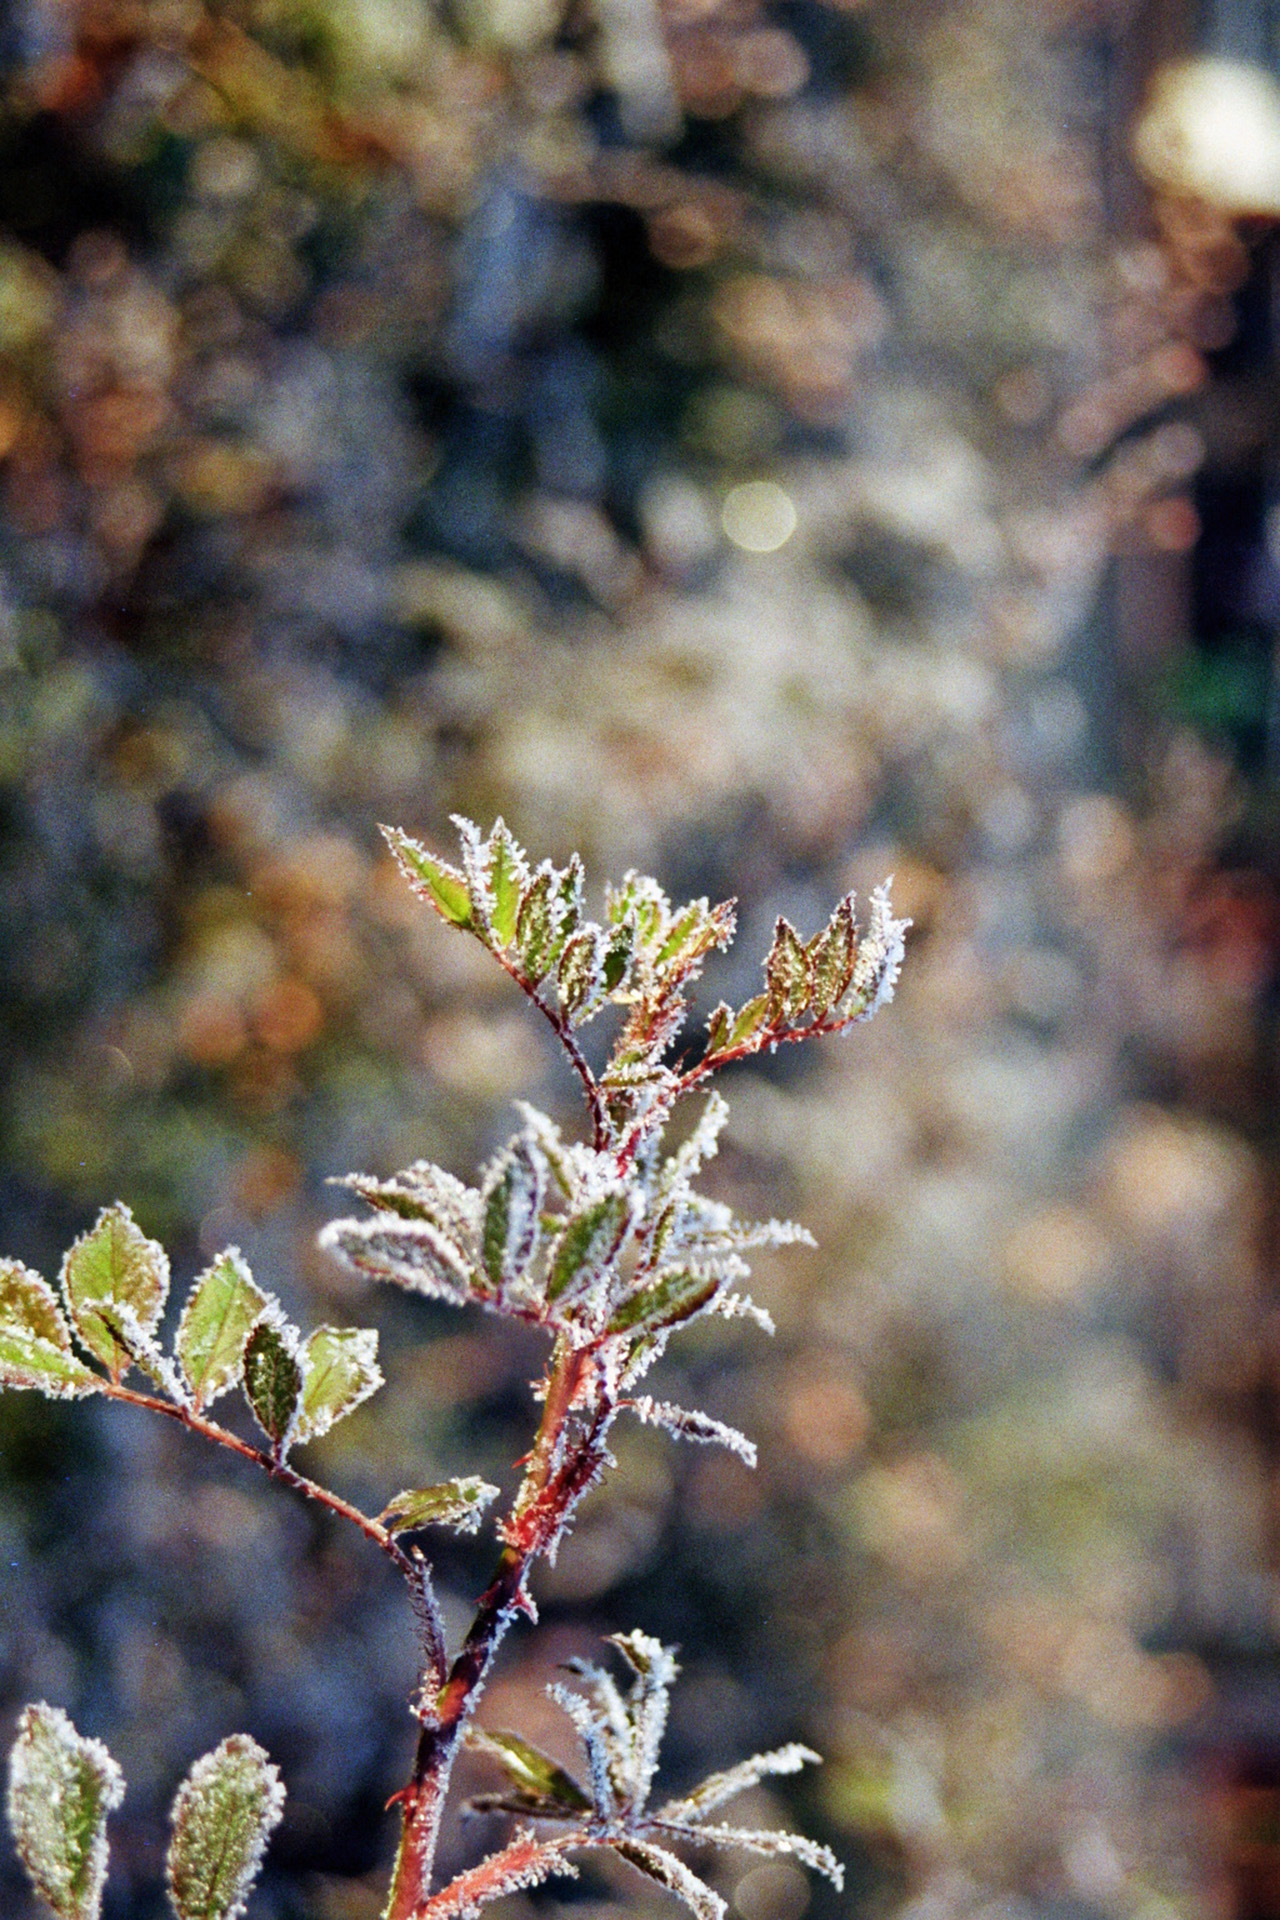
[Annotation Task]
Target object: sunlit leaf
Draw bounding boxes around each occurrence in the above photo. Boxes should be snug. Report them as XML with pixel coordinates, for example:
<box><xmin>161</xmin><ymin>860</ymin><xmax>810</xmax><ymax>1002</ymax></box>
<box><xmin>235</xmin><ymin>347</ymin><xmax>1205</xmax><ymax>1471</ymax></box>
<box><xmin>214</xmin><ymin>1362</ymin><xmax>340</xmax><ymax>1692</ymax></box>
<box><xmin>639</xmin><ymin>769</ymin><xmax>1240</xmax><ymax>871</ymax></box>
<box><xmin>59</xmin><ymin>1204</ymin><xmax>169</xmax><ymax>1374</ymax></box>
<box><xmin>166</xmin><ymin>1734</ymin><xmax>284</xmax><ymax>1920</ymax></box>
<box><xmin>0</xmin><ymin>1260</ymin><xmax>100</xmax><ymax>1399</ymax></box>
<box><xmin>176</xmin><ymin>1251</ymin><xmax>268</xmax><ymax>1410</ymax></box>
<box><xmin>379</xmin><ymin>1476</ymin><xmax>500</xmax><ymax>1537</ymax></box>
<box><xmin>7</xmin><ymin>1703</ymin><xmax>124</xmax><ymax>1920</ymax></box>
<box><xmin>728</xmin><ymin>995</ymin><xmax>769</xmax><ymax>1047</ymax></box>
<box><xmin>808</xmin><ymin>896</ymin><xmax>856</xmax><ymax>1012</ymax></box>
<box><xmin>484</xmin><ymin>820</ymin><xmax>525</xmax><ymax>946</ymax></box>
<box><xmin>381</xmin><ymin>825</ymin><xmax>473</xmax><ymax>927</ymax></box>
<box><xmin>293</xmin><ymin>1324</ymin><xmax>382</xmax><ymax>1444</ymax></box>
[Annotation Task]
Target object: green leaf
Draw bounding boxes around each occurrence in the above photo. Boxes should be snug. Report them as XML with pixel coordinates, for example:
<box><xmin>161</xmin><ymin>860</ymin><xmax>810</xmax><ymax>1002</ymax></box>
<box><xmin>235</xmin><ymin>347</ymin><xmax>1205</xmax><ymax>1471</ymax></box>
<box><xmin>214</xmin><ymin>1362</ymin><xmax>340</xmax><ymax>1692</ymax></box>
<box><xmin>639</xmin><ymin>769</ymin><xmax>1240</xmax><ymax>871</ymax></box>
<box><xmin>0</xmin><ymin>1261</ymin><xmax>100</xmax><ymax>1399</ymax></box>
<box><xmin>59</xmin><ymin>1204</ymin><xmax>169</xmax><ymax>1374</ymax></box>
<box><xmin>7</xmin><ymin>1703</ymin><xmax>124</xmax><ymax>1920</ymax></box>
<box><xmin>764</xmin><ymin>917</ymin><xmax>810</xmax><ymax>1023</ymax></box>
<box><xmin>482</xmin><ymin>1140</ymin><xmax>545</xmax><ymax>1290</ymax></box>
<box><xmin>468</xmin><ymin>1731</ymin><xmax>591</xmax><ymax>1813</ymax></box>
<box><xmin>514</xmin><ymin>869</ymin><xmax>557</xmax><ymax>980</ymax></box>
<box><xmin>293</xmin><ymin>1324</ymin><xmax>382</xmax><ymax>1445</ymax></box>
<box><xmin>176</xmin><ymin>1251</ymin><xmax>268</xmax><ymax>1411</ymax></box>
<box><xmin>703</xmin><ymin>1002</ymin><xmax>732</xmax><ymax>1055</ymax></box>
<box><xmin>379</xmin><ymin>1476</ymin><xmax>500</xmax><ymax>1536</ymax></box>
<box><xmin>546</xmin><ymin>1192</ymin><xmax>632</xmax><ymax>1302</ymax></box>
<box><xmin>241</xmin><ymin>1318</ymin><xmax>302</xmax><ymax>1455</ymax></box>
<box><xmin>606</xmin><ymin>1269</ymin><xmax>719</xmax><ymax>1335</ymax></box>
<box><xmin>556</xmin><ymin>928</ymin><xmax>603</xmax><ymax>1021</ymax></box>
<box><xmin>485</xmin><ymin>820</ymin><xmax>525</xmax><ymax>947</ymax></box>
<box><xmin>601</xmin><ymin>922</ymin><xmax>634</xmax><ymax>993</ymax></box>
<box><xmin>808</xmin><ymin>896</ymin><xmax>856</xmax><ymax>1013</ymax></box>
<box><xmin>381</xmin><ymin>825</ymin><xmax>473</xmax><ymax>928</ymax></box>
<box><xmin>166</xmin><ymin>1734</ymin><xmax>285</xmax><ymax>1920</ymax></box>
<box><xmin>728</xmin><ymin>994</ymin><xmax>769</xmax><ymax>1047</ymax></box>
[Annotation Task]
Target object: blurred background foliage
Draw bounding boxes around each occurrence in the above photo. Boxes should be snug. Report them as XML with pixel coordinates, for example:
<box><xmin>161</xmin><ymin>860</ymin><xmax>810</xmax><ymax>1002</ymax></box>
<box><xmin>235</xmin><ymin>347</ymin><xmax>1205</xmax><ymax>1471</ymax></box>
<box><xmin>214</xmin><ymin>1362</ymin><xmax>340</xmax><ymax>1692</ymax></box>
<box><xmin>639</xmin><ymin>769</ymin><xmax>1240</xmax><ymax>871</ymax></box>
<box><xmin>1</xmin><ymin>0</ymin><xmax>1279</xmax><ymax>1917</ymax></box>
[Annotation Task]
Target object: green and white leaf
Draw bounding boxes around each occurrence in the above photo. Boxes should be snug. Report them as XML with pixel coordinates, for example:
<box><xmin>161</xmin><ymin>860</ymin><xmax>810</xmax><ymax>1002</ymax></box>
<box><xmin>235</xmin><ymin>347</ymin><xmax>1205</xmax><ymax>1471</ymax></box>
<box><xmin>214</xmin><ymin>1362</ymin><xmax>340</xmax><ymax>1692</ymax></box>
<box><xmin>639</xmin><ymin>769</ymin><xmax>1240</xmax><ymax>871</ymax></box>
<box><xmin>764</xmin><ymin>917</ymin><xmax>811</xmax><ymax>1023</ymax></box>
<box><xmin>657</xmin><ymin>1822</ymin><xmax>843</xmax><ymax>1889</ymax></box>
<box><xmin>628</xmin><ymin>1397</ymin><xmax>757</xmax><ymax>1468</ymax></box>
<box><xmin>379</xmin><ymin>1476</ymin><xmax>499</xmax><ymax>1537</ymax></box>
<box><xmin>546</xmin><ymin>1192</ymin><xmax>634</xmax><ymax>1304</ymax></box>
<box><xmin>293</xmin><ymin>1325</ymin><xmax>382</xmax><ymax>1444</ymax></box>
<box><xmin>481</xmin><ymin>1138</ymin><xmax>545</xmax><ymax>1292</ymax></box>
<box><xmin>611</xmin><ymin>1839</ymin><xmax>726</xmax><ymax>1920</ymax></box>
<box><xmin>176</xmin><ymin>1251</ymin><xmax>268</xmax><ymax>1410</ymax></box>
<box><xmin>7</xmin><ymin>1702</ymin><xmax>124</xmax><ymax>1920</ymax></box>
<box><xmin>59</xmin><ymin>1204</ymin><xmax>169</xmax><ymax>1374</ymax></box>
<box><xmin>656</xmin><ymin>1744</ymin><xmax>822</xmax><ymax>1825</ymax></box>
<box><xmin>0</xmin><ymin>1261</ymin><xmax>100</xmax><ymax>1399</ymax></box>
<box><xmin>241</xmin><ymin>1315</ymin><xmax>302</xmax><ymax>1455</ymax></box>
<box><xmin>166</xmin><ymin>1734</ymin><xmax>285</xmax><ymax>1920</ymax></box>
<box><xmin>381</xmin><ymin>825</ymin><xmax>473</xmax><ymax>927</ymax></box>
<box><xmin>318</xmin><ymin>1216</ymin><xmax>477</xmax><ymax>1307</ymax></box>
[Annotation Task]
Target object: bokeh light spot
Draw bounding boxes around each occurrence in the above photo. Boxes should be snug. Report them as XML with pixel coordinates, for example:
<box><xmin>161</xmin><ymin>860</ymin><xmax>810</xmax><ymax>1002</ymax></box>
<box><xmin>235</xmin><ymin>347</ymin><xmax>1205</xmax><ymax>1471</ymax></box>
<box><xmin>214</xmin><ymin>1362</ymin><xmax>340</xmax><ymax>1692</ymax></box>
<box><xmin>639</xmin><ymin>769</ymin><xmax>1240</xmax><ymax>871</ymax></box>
<box><xmin>721</xmin><ymin>479</ymin><xmax>796</xmax><ymax>552</ymax></box>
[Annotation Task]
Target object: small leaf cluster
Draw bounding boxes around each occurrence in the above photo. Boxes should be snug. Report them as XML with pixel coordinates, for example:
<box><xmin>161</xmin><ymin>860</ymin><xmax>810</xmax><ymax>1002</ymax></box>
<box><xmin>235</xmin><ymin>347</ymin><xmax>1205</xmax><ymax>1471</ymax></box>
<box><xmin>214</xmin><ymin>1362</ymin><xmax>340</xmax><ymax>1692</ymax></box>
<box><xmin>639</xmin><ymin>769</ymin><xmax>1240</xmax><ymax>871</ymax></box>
<box><xmin>383</xmin><ymin>817</ymin><xmax>908</xmax><ymax>1145</ymax></box>
<box><xmin>8</xmin><ymin>1705</ymin><xmax>283</xmax><ymax>1920</ymax></box>
<box><xmin>0</xmin><ymin>1209</ymin><xmax>381</xmax><ymax>1463</ymax></box>
<box><xmin>463</xmin><ymin>1631</ymin><xmax>843</xmax><ymax>1920</ymax></box>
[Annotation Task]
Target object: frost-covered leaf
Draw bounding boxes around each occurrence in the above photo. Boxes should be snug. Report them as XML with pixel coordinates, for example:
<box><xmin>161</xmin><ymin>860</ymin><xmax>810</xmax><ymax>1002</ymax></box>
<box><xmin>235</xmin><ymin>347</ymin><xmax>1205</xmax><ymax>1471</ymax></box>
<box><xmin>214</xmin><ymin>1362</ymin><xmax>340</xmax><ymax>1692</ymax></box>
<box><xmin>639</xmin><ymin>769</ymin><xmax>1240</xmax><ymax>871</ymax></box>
<box><xmin>379</xmin><ymin>1477</ymin><xmax>499</xmax><ymax>1537</ymax></box>
<box><xmin>481</xmin><ymin>1139</ymin><xmax>545</xmax><ymax>1292</ymax></box>
<box><xmin>557</xmin><ymin>927</ymin><xmax>605</xmax><ymax>1021</ymax></box>
<box><xmin>0</xmin><ymin>1261</ymin><xmax>100</xmax><ymax>1399</ymax></box>
<box><xmin>467</xmin><ymin>1731</ymin><xmax>592</xmax><ymax>1814</ymax></box>
<box><xmin>293</xmin><ymin>1325</ymin><xmax>382</xmax><ymax>1444</ymax></box>
<box><xmin>661</xmin><ymin>1822</ymin><xmax>843</xmax><ymax>1890</ymax></box>
<box><xmin>611</xmin><ymin>1839</ymin><xmax>726</xmax><ymax>1920</ymax></box>
<box><xmin>381</xmin><ymin>825</ymin><xmax>473</xmax><ymax>927</ymax></box>
<box><xmin>514</xmin><ymin>868</ymin><xmax>561</xmax><ymax>980</ymax></box>
<box><xmin>411</xmin><ymin>1831</ymin><xmax>578</xmax><ymax>1920</ymax></box>
<box><xmin>628</xmin><ymin>1398</ymin><xmax>757</xmax><ymax>1468</ymax></box>
<box><xmin>848</xmin><ymin>882</ymin><xmax>910</xmax><ymax>1017</ymax></box>
<box><xmin>764</xmin><ymin>918</ymin><xmax>810</xmax><ymax>1023</ymax></box>
<box><xmin>808</xmin><ymin>896</ymin><xmax>856</xmax><ymax>1012</ymax></box>
<box><xmin>547</xmin><ymin>1192</ymin><xmax>632</xmax><ymax>1304</ymax></box>
<box><xmin>483</xmin><ymin>819</ymin><xmax>527</xmax><ymax>947</ymax></box>
<box><xmin>7</xmin><ymin>1703</ymin><xmax>124</xmax><ymax>1920</ymax></box>
<box><xmin>60</xmin><ymin>1204</ymin><xmax>168</xmax><ymax>1374</ymax></box>
<box><xmin>606</xmin><ymin>1270</ymin><xmax>719</xmax><ymax>1336</ymax></box>
<box><xmin>727</xmin><ymin>995</ymin><xmax>769</xmax><ymax>1048</ymax></box>
<box><xmin>241</xmin><ymin>1316</ymin><xmax>302</xmax><ymax>1455</ymax></box>
<box><xmin>165</xmin><ymin>1734</ymin><xmax>285</xmax><ymax>1920</ymax></box>
<box><xmin>656</xmin><ymin>1745</ymin><xmax>822</xmax><ymax>1825</ymax></box>
<box><xmin>176</xmin><ymin>1251</ymin><xmax>268</xmax><ymax>1411</ymax></box>
<box><xmin>318</xmin><ymin>1216</ymin><xmax>476</xmax><ymax>1307</ymax></box>
<box><xmin>608</xmin><ymin>1632</ymin><xmax>677</xmax><ymax>1810</ymax></box>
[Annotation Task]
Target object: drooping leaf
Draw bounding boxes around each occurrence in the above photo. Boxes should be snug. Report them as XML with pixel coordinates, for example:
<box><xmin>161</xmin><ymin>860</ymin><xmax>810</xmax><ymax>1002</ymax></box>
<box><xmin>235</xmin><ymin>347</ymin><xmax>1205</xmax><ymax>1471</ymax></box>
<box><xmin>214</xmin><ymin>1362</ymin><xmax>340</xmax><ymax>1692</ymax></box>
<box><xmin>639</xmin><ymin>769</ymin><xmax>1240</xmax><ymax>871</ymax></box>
<box><xmin>381</xmin><ymin>825</ymin><xmax>473</xmax><ymax>928</ymax></box>
<box><xmin>379</xmin><ymin>1476</ymin><xmax>500</xmax><ymax>1537</ymax></box>
<box><xmin>628</xmin><ymin>1397</ymin><xmax>758</xmax><ymax>1467</ymax></box>
<box><xmin>481</xmin><ymin>1138</ymin><xmax>545</xmax><ymax>1292</ymax></box>
<box><xmin>662</xmin><ymin>1821</ymin><xmax>844</xmax><ymax>1889</ymax></box>
<box><xmin>0</xmin><ymin>1261</ymin><xmax>101</xmax><ymax>1399</ymax></box>
<box><xmin>293</xmin><ymin>1325</ymin><xmax>382</xmax><ymax>1445</ymax></box>
<box><xmin>656</xmin><ymin>1744</ymin><xmax>823</xmax><ymax>1825</ymax></box>
<box><xmin>764</xmin><ymin>918</ymin><xmax>811</xmax><ymax>1023</ymax></box>
<box><xmin>59</xmin><ymin>1204</ymin><xmax>169</xmax><ymax>1374</ymax></box>
<box><xmin>610</xmin><ymin>1839</ymin><xmax>726</xmax><ymax>1920</ymax></box>
<box><xmin>176</xmin><ymin>1251</ymin><xmax>268</xmax><ymax>1411</ymax></box>
<box><xmin>7</xmin><ymin>1703</ymin><xmax>124</xmax><ymax>1920</ymax></box>
<box><xmin>606</xmin><ymin>1270</ymin><xmax>719</xmax><ymax>1336</ymax></box>
<box><xmin>165</xmin><ymin>1734</ymin><xmax>285</xmax><ymax>1920</ymax></box>
<box><xmin>467</xmin><ymin>1731</ymin><xmax>592</xmax><ymax>1813</ymax></box>
<box><xmin>241</xmin><ymin>1317</ymin><xmax>302</xmax><ymax>1455</ymax></box>
<box><xmin>546</xmin><ymin>1192</ymin><xmax>632</xmax><ymax>1303</ymax></box>
<box><xmin>318</xmin><ymin>1216</ymin><xmax>477</xmax><ymax>1306</ymax></box>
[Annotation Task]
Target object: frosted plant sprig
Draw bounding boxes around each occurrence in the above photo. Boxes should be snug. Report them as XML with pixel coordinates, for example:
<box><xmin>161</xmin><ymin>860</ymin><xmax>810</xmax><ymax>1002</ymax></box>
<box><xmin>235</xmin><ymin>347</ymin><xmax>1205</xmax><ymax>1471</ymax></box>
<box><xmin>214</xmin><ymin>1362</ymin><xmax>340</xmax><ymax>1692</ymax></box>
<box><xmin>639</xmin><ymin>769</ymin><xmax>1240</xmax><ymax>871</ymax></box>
<box><xmin>465</xmin><ymin>1632</ymin><xmax>844</xmax><ymax>1920</ymax></box>
<box><xmin>2</xmin><ymin>816</ymin><xmax>906</xmax><ymax>1920</ymax></box>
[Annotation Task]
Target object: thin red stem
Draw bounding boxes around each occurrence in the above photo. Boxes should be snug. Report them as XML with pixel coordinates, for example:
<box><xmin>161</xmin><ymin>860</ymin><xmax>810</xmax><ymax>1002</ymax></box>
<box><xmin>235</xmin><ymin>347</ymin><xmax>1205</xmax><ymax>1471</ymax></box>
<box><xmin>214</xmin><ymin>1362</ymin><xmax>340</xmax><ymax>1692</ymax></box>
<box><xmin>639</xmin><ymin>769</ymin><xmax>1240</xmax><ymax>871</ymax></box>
<box><xmin>99</xmin><ymin>1380</ymin><xmax>415</xmax><ymax>1577</ymax></box>
<box><xmin>487</xmin><ymin>946</ymin><xmax>611</xmax><ymax>1150</ymax></box>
